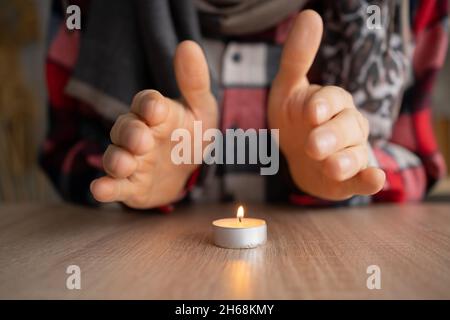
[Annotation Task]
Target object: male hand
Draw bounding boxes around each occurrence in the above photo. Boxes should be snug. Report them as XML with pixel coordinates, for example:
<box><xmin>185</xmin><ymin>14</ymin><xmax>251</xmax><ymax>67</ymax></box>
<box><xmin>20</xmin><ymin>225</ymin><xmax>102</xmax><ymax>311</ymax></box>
<box><xmin>268</xmin><ymin>10</ymin><xmax>385</xmax><ymax>200</ymax></box>
<box><xmin>91</xmin><ymin>41</ymin><xmax>218</xmax><ymax>208</ymax></box>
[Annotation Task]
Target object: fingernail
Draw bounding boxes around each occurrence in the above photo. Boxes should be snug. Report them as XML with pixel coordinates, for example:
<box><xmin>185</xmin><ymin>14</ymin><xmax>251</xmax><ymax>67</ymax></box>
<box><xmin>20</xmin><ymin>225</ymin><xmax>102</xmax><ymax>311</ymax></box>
<box><xmin>142</xmin><ymin>100</ymin><xmax>165</xmax><ymax>121</ymax></box>
<box><xmin>337</xmin><ymin>154</ymin><xmax>352</xmax><ymax>173</ymax></box>
<box><xmin>315</xmin><ymin>101</ymin><xmax>329</xmax><ymax>123</ymax></box>
<box><xmin>316</xmin><ymin>131</ymin><xmax>337</xmax><ymax>156</ymax></box>
<box><xmin>140</xmin><ymin>98</ymin><xmax>151</xmax><ymax>114</ymax></box>
<box><xmin>125</xmin><ymin>126</ymin><xmax>143</xmax><ymax>152</ymax></box>
<box><xmin>90</xmin><ymin>179</ymin><xmax>97</xmax><ymax>190</ymax></box>
<box><xmin>152</xmin><ymin>102</ymin><xmax>165</xmax><ymax>116</ymax></box>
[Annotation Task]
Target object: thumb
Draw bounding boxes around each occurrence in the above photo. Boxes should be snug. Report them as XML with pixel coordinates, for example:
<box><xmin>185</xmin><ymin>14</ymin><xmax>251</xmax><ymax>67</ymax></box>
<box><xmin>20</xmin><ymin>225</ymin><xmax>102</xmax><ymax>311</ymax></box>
<box><xmin>274</xmin><ymin>10</ymin><xmax>323</xmax><ymax>95</ymax></box>
<box><xmin>343</xmin><ymin>167</ymin><xmax>386</xmax><ymax>198</ymax></box>
<box><xmin>174</xmin><ymin>40</ymin><xmax>216</xmax><ymax>119</ymax></box>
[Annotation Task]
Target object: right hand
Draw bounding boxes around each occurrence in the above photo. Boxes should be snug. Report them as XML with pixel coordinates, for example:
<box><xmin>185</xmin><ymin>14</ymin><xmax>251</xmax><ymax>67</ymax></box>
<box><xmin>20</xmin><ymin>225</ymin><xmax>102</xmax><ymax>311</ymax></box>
<box><xmin>268</xmin><ymin>10</ymin><xmax>385</xmax><ymax>200</ymax></box>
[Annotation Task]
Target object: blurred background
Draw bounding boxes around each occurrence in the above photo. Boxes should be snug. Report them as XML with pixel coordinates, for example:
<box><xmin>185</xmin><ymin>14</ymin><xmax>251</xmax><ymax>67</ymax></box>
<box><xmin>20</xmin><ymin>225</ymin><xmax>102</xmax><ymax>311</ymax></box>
<box><xmin>0</xmin><ymin>0</ymin><xmax>449</xmax><ymax>204</ymax></box>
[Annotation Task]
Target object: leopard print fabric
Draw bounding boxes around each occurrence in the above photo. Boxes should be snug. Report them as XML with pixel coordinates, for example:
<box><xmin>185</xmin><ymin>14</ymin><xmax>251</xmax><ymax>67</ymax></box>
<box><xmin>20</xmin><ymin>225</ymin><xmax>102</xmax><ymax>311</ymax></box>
<box><xmin>318</xmin><ymin>0</ymin><xmax>412</xmax><ymax>140</ymax></box>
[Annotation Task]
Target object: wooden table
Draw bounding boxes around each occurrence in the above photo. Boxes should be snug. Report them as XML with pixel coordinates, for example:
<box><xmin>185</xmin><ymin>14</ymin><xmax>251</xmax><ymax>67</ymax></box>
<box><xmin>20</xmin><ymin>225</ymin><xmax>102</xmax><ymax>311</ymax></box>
<box><xmin>0</xmin><ymin>203</ymin><xmax>449</xmax><ymax>299</ymax></box>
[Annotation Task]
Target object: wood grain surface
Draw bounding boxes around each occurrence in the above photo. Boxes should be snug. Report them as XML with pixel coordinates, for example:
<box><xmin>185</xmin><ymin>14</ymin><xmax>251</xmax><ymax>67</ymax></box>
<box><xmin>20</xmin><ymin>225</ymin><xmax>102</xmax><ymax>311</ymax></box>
<box><xmin>0</xmin><ymin>203</ymin><xmax>450</xmax><ymax>299</ymax></box>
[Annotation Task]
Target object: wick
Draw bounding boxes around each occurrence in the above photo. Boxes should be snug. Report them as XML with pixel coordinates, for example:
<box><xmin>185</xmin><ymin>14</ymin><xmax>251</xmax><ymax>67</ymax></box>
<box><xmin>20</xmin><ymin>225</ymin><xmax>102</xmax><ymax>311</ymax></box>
<box><xmin>238</xmin><ymin>217</ymin><xmax>242</xmax><ymax>223</ymax></box>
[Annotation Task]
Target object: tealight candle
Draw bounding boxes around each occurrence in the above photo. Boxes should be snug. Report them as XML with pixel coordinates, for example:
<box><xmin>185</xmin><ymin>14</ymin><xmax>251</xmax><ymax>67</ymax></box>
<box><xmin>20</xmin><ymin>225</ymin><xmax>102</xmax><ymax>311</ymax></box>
<box><xmin>212</xmin><ymin>206</ymin><xmax>267</xmax><ymax>249</ymax></box>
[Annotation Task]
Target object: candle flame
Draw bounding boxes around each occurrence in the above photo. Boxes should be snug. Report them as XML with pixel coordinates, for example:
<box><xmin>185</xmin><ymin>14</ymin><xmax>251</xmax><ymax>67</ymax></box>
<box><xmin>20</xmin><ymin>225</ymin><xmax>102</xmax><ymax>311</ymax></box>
<box><xmin>237</xmin><ymin>205</ymin><xmax>244</xmax><ymax>223</ymax></box>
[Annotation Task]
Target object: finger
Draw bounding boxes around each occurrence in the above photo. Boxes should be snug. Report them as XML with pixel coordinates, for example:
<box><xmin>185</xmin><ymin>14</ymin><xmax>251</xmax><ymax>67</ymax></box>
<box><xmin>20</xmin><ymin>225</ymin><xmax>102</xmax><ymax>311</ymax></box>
<box><xmin>286</xmin><ymin>84</ymin><xmax>322</xmax><ymax>122</ymax></box>
<box><xmin>174</xmin><ymin>40</ymin><xmax>216</xmax><ymax>119</ymax></box>
<box><xmin>306</xmin><ymin>108</ymin><xmax>369</xmax><ymax>160</ymax></box>
<box><xmin>130</xmin><ymin>90</ymin><xmax>170</xmax><ymax>127</ymax></box>
<box><xmin>322</xmin><ymin>144</ymin><xmax>369</xmax><ymax>182</ymax></box>
<box><xmin>103</xmin><ymin>145</ymin><xmax>138</xmax><ymax>179</ymax></box>
<box><xmin>110</xmin><ymin>113</ymin><xmax>154</xmax><ymax>155</ymax></box>
<box><xmin>341</xmin><ymin>167</ymin><xmax>386</xmax><ymax>198</ymax></box>
<box><xmin>90</xmin><ymin>176</ymin><xmax>135</xmax><ymax>203</ymax></box>
<box><xmin>304</xmin><ymin>86</ymin><xmax>355</xmax><ymax>126</ymax></box>
<box><xmin>274</xmin><ymin>10</ymin><xmax>323</xmax><ymax>94</ymax></box>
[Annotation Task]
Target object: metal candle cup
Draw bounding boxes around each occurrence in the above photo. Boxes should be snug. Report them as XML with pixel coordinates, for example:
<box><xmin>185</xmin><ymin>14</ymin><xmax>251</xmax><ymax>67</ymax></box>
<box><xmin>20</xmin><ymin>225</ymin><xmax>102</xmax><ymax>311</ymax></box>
<box><xmin>212</xmin><ymin>206</ymin><xmax>267</xmax><ymax>249</ymax></box>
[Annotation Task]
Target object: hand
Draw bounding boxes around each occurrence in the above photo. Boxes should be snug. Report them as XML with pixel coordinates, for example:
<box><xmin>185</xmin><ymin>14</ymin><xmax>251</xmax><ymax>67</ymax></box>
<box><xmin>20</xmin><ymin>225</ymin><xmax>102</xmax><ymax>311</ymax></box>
<box><xmin>268</xmin><ymin>10</ymin><xmax>385</xmax><ymax>200</ymax></box>
<box><xmin>90</xmin><ymin>41</ymin><xmax>218</xmax><ymax>208</ymax></box>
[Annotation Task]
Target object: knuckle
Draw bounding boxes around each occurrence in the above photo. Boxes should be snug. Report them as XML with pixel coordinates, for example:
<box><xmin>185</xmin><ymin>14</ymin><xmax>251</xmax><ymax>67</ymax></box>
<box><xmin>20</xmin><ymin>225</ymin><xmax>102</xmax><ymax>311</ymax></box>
<box><xmin>305</xmin><ymin>129</ymin><xmax>324</xmax><ymax>159</ymax></box>
<box><xmin>363</xmin><ymin>115</ymin><xmax>370</xmax><ymax>137</ymax></box>
<box><xmin>127</xmin><ymin>194</ymin><xmax>149</xmax><ymax>208</ymax></box>
<box><xmin>103</xmin><ymin>146</ymin><xmax>120</xmax><ymax>173</ymax></box>
<box><xmin>325</xmin><ymin>85</ymin><xmax>341</xmax><ymax>93</ymax></box>
<box><xmin>344</xmin><ymin>109</ymin><xmax>367</xmax><ymax>139</ymax></box>
<box><xmin>110</xmin><ymin>115</ymin><xmax>127</xmax><ymax>142</ymax></box>
<box><xmin>324</xmin><ymin>156</ymin><xmax>344</xmax><ymax>181</ymax></box>
<box><xmin>360</xmin><ymin>147</ymin><xmax>369</xmax><ymax>168</ymax></box>
<box><xmin>116</xmin><ymin>114</ymin><xmax>129</xmax><ymax>127</ymax></box>
<box><xmin>327</xmin><ymin>86</ymin><xmax>354</xmax><ymax>107</ymax></box>
<box><xmin>330</xmin><ymin>85</ymin><xmax>347</xmax><ymax>97</ymax></box>
<box><xmin>137</xmin><ymin>89</ymin><xmax>158</xmax><ymax>99</ymax></box>
<box><xmin>111</xmin><ymin>113</ymin><xmax>148</xmax><ymax>150</ymax></box>
<box><xmin>112</xmin><ymin>114</ymin><xmax>133</xmax><ymax>141</ymax></box>
<box><xmin>131</xmin><ymin>90</ymin><xmax>146</xmax><ymax>106</ymax></box>
<box><xmin>141</xmin><ymin>89</ymin><xmax>162</xmax><ymax>101</ymax></box>
<box><xmin>123</xmin><ymin>120</ymin><xmax>143</xmax><ymax>141</ymax></box>
<box><xmin>357</xmin><ymin>112</ymin><xmax>369</xmax><ymax>138</ymax></box>
<box><xmin>350</xmin><ymin>147</ymin><xmax>363</xmax><ymax>167</ymax></box>
<box><xmin>124</xmin><ymin>115</ymin><xmax>141</xmax><ymax>130</ymax></box>
<box><xmin>103</xmin><ymin>158</ymin><xmax>115</xmax><ymax>176</ymax></box>
<box><xmin>340</xmin><ymin>88</ymin><xmax>354</xmax><ymax>104</ymax></box>
<box><xmin>124</xmin><ymin>120</ymin><xmax>152</xmax><ymax>153</ymax></box>
<box><xmin>131</xmin><ymin>90</ymin><xmax>163</xmax><ymax>112</ymax></box>
<box><xmin>102</xmin><ymin>148</ymin><xmax>111</xmax><ymax>166</ymax></box>
<box><xmin>132</xmin><ymin>118</ymin><xmax>148</xmax><ymax>135</ymax></box>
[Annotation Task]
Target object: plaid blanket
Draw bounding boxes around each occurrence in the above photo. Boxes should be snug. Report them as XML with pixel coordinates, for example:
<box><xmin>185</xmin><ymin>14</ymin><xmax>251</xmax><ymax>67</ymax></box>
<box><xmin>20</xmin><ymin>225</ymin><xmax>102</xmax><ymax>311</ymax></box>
<box><xmin>41</xmin><ymin>0</ymin><xmax>448</xmax><ymax>207</ymax></box>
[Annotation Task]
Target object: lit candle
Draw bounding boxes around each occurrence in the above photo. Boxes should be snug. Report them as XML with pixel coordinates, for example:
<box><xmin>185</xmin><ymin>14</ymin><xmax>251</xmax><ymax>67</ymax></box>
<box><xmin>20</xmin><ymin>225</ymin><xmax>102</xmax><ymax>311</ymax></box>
<box><xmin>212</xmin><ymin>206</ymin><xmax>267</xmax><ymax>249</ymax></box>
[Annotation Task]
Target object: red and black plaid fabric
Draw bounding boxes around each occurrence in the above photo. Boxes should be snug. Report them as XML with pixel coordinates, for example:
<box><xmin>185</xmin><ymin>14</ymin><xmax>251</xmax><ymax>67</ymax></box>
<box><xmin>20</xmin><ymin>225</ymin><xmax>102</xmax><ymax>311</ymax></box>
<box><xmin>371</xmin><ymin>0</ymin><xmax>448</xmax><ymax>202</ymax></box>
